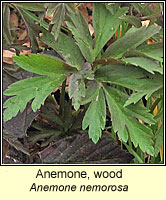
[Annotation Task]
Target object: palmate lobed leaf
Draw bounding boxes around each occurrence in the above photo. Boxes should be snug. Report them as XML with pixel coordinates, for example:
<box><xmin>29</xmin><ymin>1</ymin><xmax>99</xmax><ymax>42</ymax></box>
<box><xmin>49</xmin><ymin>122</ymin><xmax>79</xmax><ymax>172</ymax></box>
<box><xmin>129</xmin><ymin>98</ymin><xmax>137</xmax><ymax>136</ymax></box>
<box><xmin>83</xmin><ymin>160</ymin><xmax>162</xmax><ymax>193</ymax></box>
<box><xmin>13</xmin><ymin>54</ymin><xmax>76</xmax><ymax>76</ymax></box>
<box><xmin>123</xmin><ymin>92</ymin><xmax>145</xmax><ymax>107</ymax></box>
<box><xmin>119</xmin><ymin>15</ymin><xmax>142</xmax><ymax>28</ymax></box>
<box><xmin>40</xmin><ymin>32</ymin><xmax>85</xmax><ymax>70</ymax></box>
<box><xmin>66</xmin><ymin>3</ymin><xmax>128</xmax><ymax>62</ymax></box>
<box><xmin>95</xmin><ymin>63</ymin><xmax>148</xmax><ymax>83</ymax></box>
<box><xmin>103</xmin><ymin>85</ymin><xmax>155</xmax><ymax>155</ymax></box>
<box><xmin>66</xmin><ymin>10</ymin><xmax>95</xmax><ymax>63</ymax></box>
<box><xmin>124</xmin><ymin>85</ymin><xmax>163</xmax><ymax>108</ymax></box>
<box><xmin>80</xmin><ymin>80</ymin><xmax>99</xmax><ymax>105</ymax></box>
<box><xmin>95</xmin><ymin>64</ymin><xmax>163</xmax><ymax>103</ymax></box>
<box><xmin>12</xmin><ymin>3</ymin><xmax>46</xmax><ymax>11</ymax></box>
<box><xmin>18</xmin><ymin>8</ymin><xmax>49</xmax><ymax>30</ymax></box>
<box><xmin>93</xmin><ymin>3</ymin><xmax>128</xmax><ymax>57</ymax></box>
<box><xmin>127</xmin><ymin>101</ymin><xmax>156</xmax><ymax>124</ymax></box>
<box><xmin>102</xmin><ymin>25</ymin><xmax>161</xmax><ymax>59</ymax></box>
<box><xmin>3</xmin><ymin>76</ymin><xmax>65</xmax><ymax>122</ymax></box>
<box><xmin>82</xmin><ymin>88</ymin><xmax>106</xmax><ymax>143</ymax></box>
<box><xmin>51</xmin><ymin>4</ymin><xmax>66</xmax><ymax>41</ymax></box>
<box><xmin>122</xmin><ymin>57</ymin><xmax>163</xmax><ymax>74</ymax></box>
<box><xmin>136</xmin><ymin>42</ymin><xmax>163</xmax><ymax>62</ymax></box>
<box><xmin>3</xmin><ymin>54</ymin><xmax>76</xmax><ymax>121</ymax></box>
<box><xmin>47</xmin><ymin>3</ymin><xmax>76</xmax><ymax>40</ymax></box>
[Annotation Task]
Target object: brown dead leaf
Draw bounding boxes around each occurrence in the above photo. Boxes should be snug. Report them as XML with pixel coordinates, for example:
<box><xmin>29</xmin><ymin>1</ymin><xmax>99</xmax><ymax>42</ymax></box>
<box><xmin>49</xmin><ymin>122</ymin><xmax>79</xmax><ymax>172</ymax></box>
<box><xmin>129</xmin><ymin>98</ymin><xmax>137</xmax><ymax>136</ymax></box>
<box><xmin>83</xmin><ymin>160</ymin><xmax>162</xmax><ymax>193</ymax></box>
<box><xmin>37</xmin><ymin>36</ymin><xmax>47</xmax><ymax>48</ymax></box>
<box><xmin>23</xmin><ymin>42</ymin><xmax>31</xmax><ymax>48</ymax></box>
<box><xmin>3</xmin><ymin>49</ymin><xmax>16</xmax><ymax>64</ymax></box>
<box><xmin>3</xmin><ymin>45</ymin><xmax>32</xmax><ymax>64</ymax></box>
<box><xmin>84</xmin><ymin>3</ymin><xmax>93</xmax><ymax>11</ymax></box>
<box><xmin>45</xmin><ymin>12</ymin><xmax>54</xmax><ymax>21</ymax></box>
<box><xmin>78</xmin><ymin>4</ymin><xmax>92</xmax><ymax>23</ymax></box>
<box><xmin>141</xmin><ymin>20</ymin><xmax>150</xmax><ymax>27</ymax></box>
<box><xmin>65</xmin><ymin>76</ymin><xmax>70</xmax><ymax>91</ymax></box>
<box><xmin>88</xmin><ymin>24</ymin><xmax>94</xmax><ymax>36</ymax></box>
<box><xmin>18</xmin><ymin>30</ymin><xmax>27</xmax><ymax>41</ymax></box>
<box><xmin>10</xmin><ymin>12</ymin><xmax>18</xmax><ymax>27</ymax></box>
<box><xmin>20</xmin><ymin>49</ymin><xmax>32</xmax><ymax>56</ymax></box>
<box><xmin>147</xmin><ymin>39</ymin><xmax>155</xmax><ymax>44</ymax></box>
<box><xmin>3</xmin><ymin>57</ymin><xmax>14</xmax><ymax>64</ymax></box>
<box><xmin>3</xmin><ymin>49</ymin><xmax>16</xmax><ymax>57</ymax></box>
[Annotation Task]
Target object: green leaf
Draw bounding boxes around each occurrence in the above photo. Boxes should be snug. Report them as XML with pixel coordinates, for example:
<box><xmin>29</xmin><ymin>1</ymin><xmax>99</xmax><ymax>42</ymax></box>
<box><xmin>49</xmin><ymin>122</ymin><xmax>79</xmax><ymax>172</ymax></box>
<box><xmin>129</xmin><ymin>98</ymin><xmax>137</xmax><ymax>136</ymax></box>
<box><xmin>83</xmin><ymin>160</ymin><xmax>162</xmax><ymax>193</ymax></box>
<box><xmin>78</xmin><ymin>62</ymin><xmax>94</xmax><ymax>80</ymax></box>
<box><xmin>68</xmin><ymin>62</ymin><xmax>94</xmax><ymax>110</ymax></box>
<box><xmin>154</xmin><ymin>124</ymin><xmax>163</xmax><ymax>157</ymax></box>
<box><xmin>66</xmin><ymin>11</ymin><xmax>95</xmax><ymax>63</ymax></box>
<box><xmin>120</xmin><ymin>15</ymin><xmax>142</xmax><ymax>28</ymax></box>
<box><xmin>95</xmin><ymin>63</ymin><xmax>148</xmax><ymax>87</ymax></box>
<box><xmin>47</xmin><ymin>3</ymin><xmax>76</xmax><ymax>17</ymax></box>
<box><xmin>104</xmin><ymin>85</ymin><xmax>155</xmax><ymax>155</ymax></box>
<box><xmin>136</xmin><ymin>42</ymin><xmax>163</xmax><ymax>62</ymax></box>
<box><xmin>13</xmin><ymin>3</ymin><xmax>45</xmax><ymax>11</ymax></box>
<box><xmin>102</xmin><ymin>25</ymin><xmax>161</xmax><ymax>59</ymax></box>
<box><xmin>40</xmin><ymin>32</ymin><xmax>85</xmax><ymax>70</ymax></box>
<box><xmin>51</xmin><ymin>4</ymin><xmax>66</xmax><ymax>41</ymax></box>
<box><xmin>123</xmin><ymin>92</ymin><xmax>145</xmax><ymax>107</ymax></box>
<box><xmin>82</xmin><ymin>88</ymin><xmax>106</xmax><ymax>143</ymax></box>
<box><xmin>131</xmin><ymin>3</ymin><xmax>142</xmax><ymax>13</ymax></box>
<box><xmin>17</xmin><ymin>8</ymin><xmax>49</xmax><ymax>30</ymax></box>
<box><xmin>69</xmin><ymin>74</ymin><xmax>85</xmax><ymax>111</ymax></box>
<box><xmin>127</xmin><ymin>101</ymin><xmax>156</xmax><ymax>124</ymax></box>
<box><xmin>105</xmin><ymin>3</ymin><xmax>115</xmax><ymax>15</ymax></box>
<box><xmin>80</xmin><ymin>80</ymin><xmax>99</xmax><ymax>105</ymax></box>
<box><xmin>13</xmin><ymin>54</ymin><xmax>76</xmax><ymax>76</ymax></box>
<box><xmin>3</xmin><ymin>76</ymin><xmax>65</xmax><ymax>121</ymax></box>
<box><xmin>3</xmin><ymin>5</ymin><xmax>13</xmax><ymax>44</ymax></box>
<box><xmin>95</xmin><ymin>64</ymin><xmax>163</xmax><ymax>100</ymax></box>
<box><xmin>122</xmin><ymin>57</ymin><xmax>163</xmax><ymax>74</ymax></box>
<box><xmin>47</xmin><ymin>3</ymin><xmax>59</xmax><ymax>16</ymax></box>
<box><xmin>3</xmin><ymin>54</ymin><xmax>76</xmax><ymax>121</ymax></box>
<box><xmin>154</xmin><ymin>107</ymin><xmax>163</xmax><ymax>157</ymax></box>
<box><xmin>105</xmin><ymin>3</ymin><xmax>122</xmax><ymax>14</ymax></box>
<box><xmin>65</xmin><ymin>3</ymin><xmax>76</xmax><ymax>14</ymax></box>
<box><xmin>122</xmin><ymin>142</ymin><xmax>144</xmax><ymax>163</ymax></box>
<box><xmin>16</xmin><ymin>7</ymin><xmax>41</xmax><ymax>52</ymax></box>
<box><xmin>93</xmin><ymin>3</ymin><xmax>128</xmax><ymax>57</ymax></box>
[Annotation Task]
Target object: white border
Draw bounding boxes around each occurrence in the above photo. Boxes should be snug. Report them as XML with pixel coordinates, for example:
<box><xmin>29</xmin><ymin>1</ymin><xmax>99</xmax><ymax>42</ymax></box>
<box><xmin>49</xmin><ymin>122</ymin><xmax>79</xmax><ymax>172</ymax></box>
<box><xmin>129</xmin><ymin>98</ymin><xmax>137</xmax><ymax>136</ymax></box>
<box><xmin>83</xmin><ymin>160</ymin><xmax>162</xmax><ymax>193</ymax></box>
<box><xmin>1</xmin><ymin>1</ymin><xmax>165</xmax><ymax>166</ymax></box>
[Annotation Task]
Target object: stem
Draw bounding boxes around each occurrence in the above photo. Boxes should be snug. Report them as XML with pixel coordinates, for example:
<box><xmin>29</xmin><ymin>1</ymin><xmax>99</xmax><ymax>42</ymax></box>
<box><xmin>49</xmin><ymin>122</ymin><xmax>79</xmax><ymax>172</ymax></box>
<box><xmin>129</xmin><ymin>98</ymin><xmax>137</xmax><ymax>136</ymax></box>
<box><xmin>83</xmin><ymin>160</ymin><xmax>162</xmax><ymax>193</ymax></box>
<box><xmin>92</xmin><ymin>58</ymin><xmax>124</xmax><ymax>69</ymax></box>
<box><xmin>59</xmin><ymin>79</ymin><xmax>66</xmax><ymax>119</ymax></box>
<box><xmin>150</xmin><ymin>98</ymin><xmax>161</xmax><ymax>114</ymax></box>
<box><xmin>123</xmin><ymin>142</ymin><xmax>144</xmax><ymax>164</ymax></box>
<box><xmin>48</xmin><ymin>23</ymin><xmax>54</xmax><ymax>32</ymax></box>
